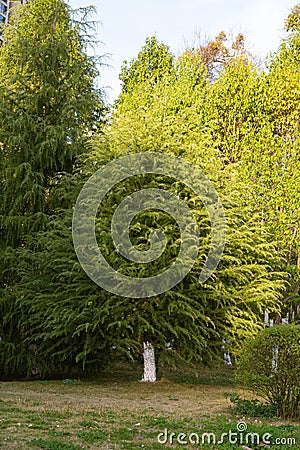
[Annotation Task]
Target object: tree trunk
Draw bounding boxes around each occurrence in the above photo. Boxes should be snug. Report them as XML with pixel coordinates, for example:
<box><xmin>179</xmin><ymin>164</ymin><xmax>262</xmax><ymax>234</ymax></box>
<box><xmin>141</xmin><ymin>341</ymin><xmax>156</xmax><ymax>382</ymax></box>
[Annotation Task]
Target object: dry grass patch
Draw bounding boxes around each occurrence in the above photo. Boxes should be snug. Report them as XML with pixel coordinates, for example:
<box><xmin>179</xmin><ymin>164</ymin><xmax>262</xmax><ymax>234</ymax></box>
<box><xmin>0</xmin><ymin>364</ymin><xmax>298</xmax><ymax>449</ymax></box>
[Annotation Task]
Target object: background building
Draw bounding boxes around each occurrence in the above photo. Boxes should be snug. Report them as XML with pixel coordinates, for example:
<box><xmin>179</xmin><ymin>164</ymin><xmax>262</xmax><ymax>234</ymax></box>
<box><xmin>0</xmin><ymin>1</ymin><xmax>28</xmax><ymax>27</ymax></box>
<box><xmin>0</xmin><ymin>1</ymin><xmax>9</xmax><ymax>25</ymax></box>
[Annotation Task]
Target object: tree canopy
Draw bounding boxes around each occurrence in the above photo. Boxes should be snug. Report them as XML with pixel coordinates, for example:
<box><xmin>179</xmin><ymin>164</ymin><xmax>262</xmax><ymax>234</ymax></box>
<box><xmin>0</xmin><ymin>2</ymin><xmax>299</xmax><ymax>380</ymax></box>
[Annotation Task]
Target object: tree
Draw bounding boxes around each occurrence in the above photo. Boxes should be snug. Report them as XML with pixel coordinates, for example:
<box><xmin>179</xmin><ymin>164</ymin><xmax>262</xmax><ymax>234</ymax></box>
<box><xmin>0</xmin><ymin>0</ymin><xmax>103</xmax><ymax>378</ymax></box>
<box><xmin>102</xmin><ymin>43</ymin><xmax>285</xmax><ymax>381</ymax></box>
<box><xmin>119</xmin><ymin>35</ymin><xmax>175</xmax><ymax>97</ymax></box>
<box><xmin>0</xmin><ymin>0</ymin><xmax>102</xmax><ymax>246</ymax></box>
<box><xmin>207</xmin><ymin>8</ymin><xmax>300</xmax><ymax>319</ymax></box>
<box><xmin>182</xmin><ymin>31</ymin><xmax>249</xmax><ymax>81</ymax></box>
<box><xmin>3</xmin><ymin>141</ymin><xmax>285</xmax><ymax>381</ymax></box>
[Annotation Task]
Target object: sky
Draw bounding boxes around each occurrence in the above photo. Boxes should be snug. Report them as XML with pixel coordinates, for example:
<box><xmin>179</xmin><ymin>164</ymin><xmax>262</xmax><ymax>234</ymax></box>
<box><xmin>69</xmin><ymin>0</ymin><xmax>297</xmax><ymax>103</ymax></box>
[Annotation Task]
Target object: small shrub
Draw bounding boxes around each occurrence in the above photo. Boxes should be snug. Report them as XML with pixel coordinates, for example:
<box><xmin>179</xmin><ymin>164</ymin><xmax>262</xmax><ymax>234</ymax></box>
<box><xmin>225</xmin><ymin>393</ymin><xmax>277</xmax><ymax>418</ymax></box>
<box><xmin>236</xmin><ymin>324</ymin><xmax>300</xmax><ymax>419</ymax></box>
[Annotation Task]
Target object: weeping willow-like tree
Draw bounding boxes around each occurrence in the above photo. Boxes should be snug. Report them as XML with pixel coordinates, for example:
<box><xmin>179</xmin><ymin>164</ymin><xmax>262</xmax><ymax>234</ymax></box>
<box><xmin>0</xmin><ymin>0</ymin><xmax>103</xmax><ymax>378</ymax></box>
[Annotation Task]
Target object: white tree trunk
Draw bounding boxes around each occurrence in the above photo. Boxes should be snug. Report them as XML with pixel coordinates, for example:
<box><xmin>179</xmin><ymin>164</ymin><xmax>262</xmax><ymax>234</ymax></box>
<box><xmin>141</xmin><ymin>341</ymin><xmax>156</xmax><ymax>382</ymax></box>
<box><xmin>222</xmin><ymin>337</ymin><xmax>232</xmax><ymax>365</ymax></box>
<box><xmin>264</xmin><ymin>310</ymin><xmax>269</xmax><ymax>326</ymax></box>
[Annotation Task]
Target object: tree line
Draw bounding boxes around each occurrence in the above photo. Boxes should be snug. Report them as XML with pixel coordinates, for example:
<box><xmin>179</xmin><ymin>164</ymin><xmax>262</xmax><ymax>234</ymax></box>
<box><xmin>0</xmin><ymin>0</ymin><xmax>299</xmax><ymax>380</ymax></box>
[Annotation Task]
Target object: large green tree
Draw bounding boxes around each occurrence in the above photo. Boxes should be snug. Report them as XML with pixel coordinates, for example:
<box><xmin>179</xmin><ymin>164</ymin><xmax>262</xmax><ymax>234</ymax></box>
<box><xmin>97</xmin><ymin>40</ymin><xmax>285</xmax><ymax>381</ymax></box>
<box><xmin>0</xmin><ymin>0</ymin><xmax>103</xmax><ymax>378</ymax></box>
<box><xmin>0</xmin><ymin>35</ymin><xmax>285</xmax><ymax>381</ymax></box>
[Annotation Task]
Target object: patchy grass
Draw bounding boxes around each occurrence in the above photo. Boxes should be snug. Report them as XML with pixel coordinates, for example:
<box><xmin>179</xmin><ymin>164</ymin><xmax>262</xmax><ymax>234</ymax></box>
<box><xmin>0</xmin><ymin>363</ymin><xmax>299</xmax><ymax>449</ymax></box>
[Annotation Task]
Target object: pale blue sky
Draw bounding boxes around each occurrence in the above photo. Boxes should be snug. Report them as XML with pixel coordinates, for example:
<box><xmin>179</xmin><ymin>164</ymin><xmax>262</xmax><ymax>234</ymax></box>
<box><xmin>69</xmin><ymin>0</ymin><xmax>296</xmax><ymax>103</ymax></box>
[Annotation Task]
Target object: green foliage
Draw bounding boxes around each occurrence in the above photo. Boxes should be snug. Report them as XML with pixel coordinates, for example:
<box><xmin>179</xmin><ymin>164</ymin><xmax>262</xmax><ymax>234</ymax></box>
<box><xmin>236</xmin><ymin>324</ymin><xmax>300</xmax><ymax>419</ymax></box>
<box><xmin>0</xmin><ymin>0</ymin><xmax>104</xmax><ymax>379</ymax></box>
<box><xmin>1</xmin><ymin>3</ymin><xmax>298</xmax><ymax>380</ymax></box>
<box><xmin>225</xmin><ymin>393</ymin><xmax>277</xmax><ymax>418</ymax></box>
<box><xmin>208</xmin><ymin>56</ymin><xmax>260</xmax><ymax>162</ymax></box>
<box><xmin>0</xmin><ymin>119</ymin><xmax>286</xmax><ymax>378</ymax></box>
<box><xmin>0</xmin><ymin>0</ymin><xmax>102</xmax><ymax>245</ymax></box>
<box><xmin>0</xmin><ymin>211</ymin><xmax>111</xmax><ymax>378</ymax></box>
<box><xmin>208</xmin><ymin>20</ymin><xmax>300</xmax><ymax>316</ymax></box>
<box><xmin>105</xmin><ymin>41</ymin><xmax>286</xmax><ymax>365</ymax></box>
<box><xmin>119</xmin><ymin>35</ymin><xmax>175</xmax><ymax>96</ymax></box>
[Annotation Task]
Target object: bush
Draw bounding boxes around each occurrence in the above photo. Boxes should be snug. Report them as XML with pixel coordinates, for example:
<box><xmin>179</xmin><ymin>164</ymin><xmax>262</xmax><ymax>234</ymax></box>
<box><xmin>225</xmin><ymin>393</ymin><xmax>277</xmax><ymax>418</ymax></box>
<box><xmin>236</xmin><ymin>324</ymin><xmax>300</xmax><ymax>419</ymax></box>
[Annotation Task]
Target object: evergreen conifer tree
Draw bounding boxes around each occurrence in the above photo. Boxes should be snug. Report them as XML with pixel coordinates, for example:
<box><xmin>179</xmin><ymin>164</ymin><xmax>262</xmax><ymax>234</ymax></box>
<box><xmin>0</xmin><ymin>0</ymin><xmax>103</xmax><ymax>378</ymax></box>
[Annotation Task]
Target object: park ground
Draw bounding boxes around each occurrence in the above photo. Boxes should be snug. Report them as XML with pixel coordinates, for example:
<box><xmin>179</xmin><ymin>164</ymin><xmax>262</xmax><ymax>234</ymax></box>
<box><xmin>0</xmin><ymin>363</ymin><xmax>299</xmax><ymax>449</ymax></box>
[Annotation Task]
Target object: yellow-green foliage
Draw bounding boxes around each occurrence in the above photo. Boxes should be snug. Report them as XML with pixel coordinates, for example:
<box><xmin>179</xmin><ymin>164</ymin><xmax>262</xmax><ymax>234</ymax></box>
<box><xmin>237</xmin><ymin>324</ymin><xmax>300</xmax><ymax>419</ymax></box>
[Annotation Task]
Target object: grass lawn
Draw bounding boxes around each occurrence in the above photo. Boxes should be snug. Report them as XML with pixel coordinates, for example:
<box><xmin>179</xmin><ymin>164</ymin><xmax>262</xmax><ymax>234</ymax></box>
<box><xmin>0</xmin><ymin>363</ymin><xmax>299</xmax><ymax>449</ymax></box>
